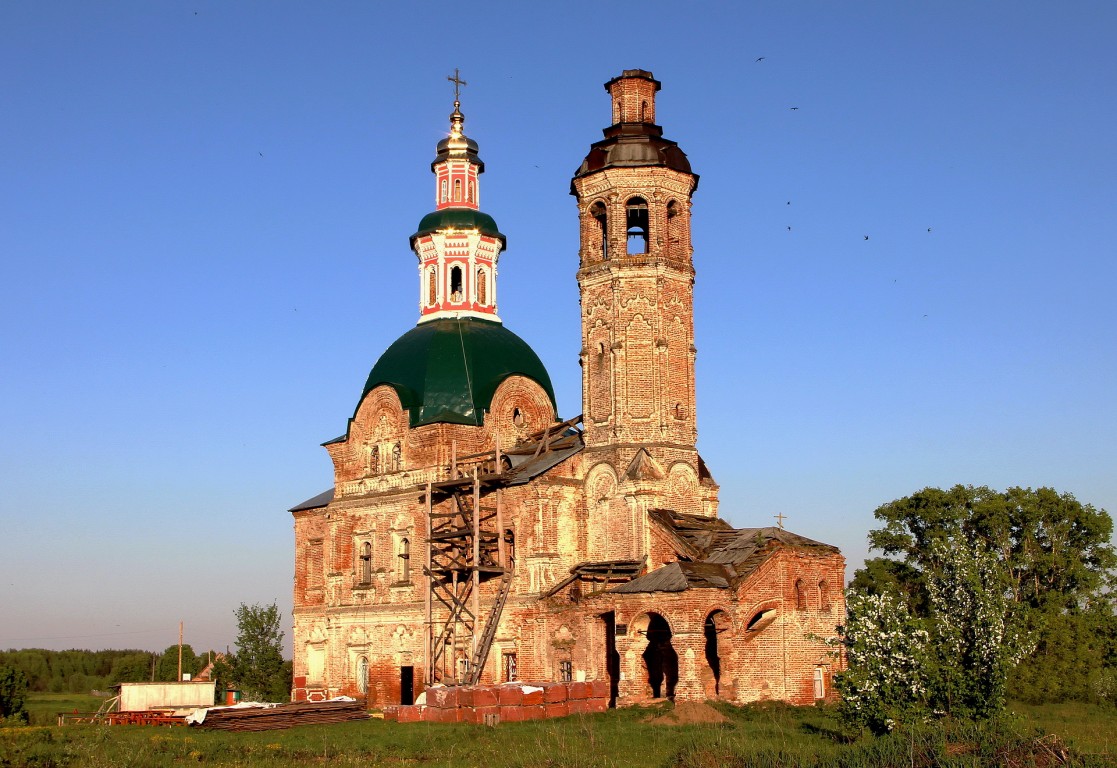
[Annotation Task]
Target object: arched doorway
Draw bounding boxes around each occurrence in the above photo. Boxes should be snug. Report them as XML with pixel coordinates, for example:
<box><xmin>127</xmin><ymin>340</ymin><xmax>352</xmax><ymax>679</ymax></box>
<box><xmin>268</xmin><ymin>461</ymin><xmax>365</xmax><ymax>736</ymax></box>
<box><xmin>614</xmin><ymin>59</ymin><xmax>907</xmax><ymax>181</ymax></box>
<box><xmin>637</xmin><ymin>613</ymin><xmax>678</xmax><ymax>699</ymax></box>
<box><xmin>703</xmin><ymin>610</ymin><xmax>730</xmax><ymax>697</ymax></box>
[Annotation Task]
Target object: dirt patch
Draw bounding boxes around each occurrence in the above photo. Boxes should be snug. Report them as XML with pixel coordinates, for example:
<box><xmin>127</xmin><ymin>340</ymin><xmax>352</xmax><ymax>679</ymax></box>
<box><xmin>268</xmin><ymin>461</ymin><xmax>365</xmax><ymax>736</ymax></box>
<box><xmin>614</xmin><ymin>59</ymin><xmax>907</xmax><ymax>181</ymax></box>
<box><xmin>646</xmin><ymin>701</ymin><xmax>729</xmax><ymax>726</ymax></box>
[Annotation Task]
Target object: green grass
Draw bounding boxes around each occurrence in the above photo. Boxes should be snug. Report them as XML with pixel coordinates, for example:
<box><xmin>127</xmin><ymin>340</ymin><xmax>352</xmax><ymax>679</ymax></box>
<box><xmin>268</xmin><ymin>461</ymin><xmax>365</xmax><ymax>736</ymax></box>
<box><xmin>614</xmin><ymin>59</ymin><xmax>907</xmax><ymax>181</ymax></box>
<box><xmin>1010</xmin><ymin>700</ymin><xmax>1117</xmax><ymax>755</ymax></box>
<box><xmin>1</xmin><ymin>698</ymin><xmax>1113</xmax><ymax>768</ymax></box>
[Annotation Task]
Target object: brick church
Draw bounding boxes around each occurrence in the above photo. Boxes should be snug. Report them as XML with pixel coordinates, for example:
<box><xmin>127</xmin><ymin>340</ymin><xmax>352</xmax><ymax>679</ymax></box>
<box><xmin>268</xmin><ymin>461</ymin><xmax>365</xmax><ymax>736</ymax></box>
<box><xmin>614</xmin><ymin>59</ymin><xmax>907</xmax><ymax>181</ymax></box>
<box><xmin>290</xmin><ymin>70</ymin><xmax>845</xmax><ymax>708</ymax></box>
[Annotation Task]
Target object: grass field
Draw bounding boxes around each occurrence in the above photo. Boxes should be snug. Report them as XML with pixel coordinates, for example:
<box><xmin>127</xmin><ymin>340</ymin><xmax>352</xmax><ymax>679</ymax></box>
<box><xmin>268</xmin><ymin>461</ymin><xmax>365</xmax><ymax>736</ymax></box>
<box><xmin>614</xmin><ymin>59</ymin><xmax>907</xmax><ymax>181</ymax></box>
<box><xmin>2</xmin><ymin>697</ymin><xmax>1113</xmax><ymax>767</ymax></box>
<box><xmin>20</xmin><ymin>694</ymin><xmax>108</xmax><ymax>727</ymax></box>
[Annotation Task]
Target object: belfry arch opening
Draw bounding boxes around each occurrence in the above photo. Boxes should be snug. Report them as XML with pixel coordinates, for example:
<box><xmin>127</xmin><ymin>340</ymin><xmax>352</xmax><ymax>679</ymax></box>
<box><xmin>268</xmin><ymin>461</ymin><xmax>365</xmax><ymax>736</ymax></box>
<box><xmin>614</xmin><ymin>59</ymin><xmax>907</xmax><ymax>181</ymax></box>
<box><xmin>626</xmin><ymin>197</ymin><xmax>649</xmax><ymax>255</ymax></box>
<box><xmin>635</xmin><ymin>612</ymin><xmax>678</xmax><ymax>699</ymax></box>
<box><xmin>590</xmin><ymin>201</ymin><xmax>608</xmax><ymax>260</ymax></box>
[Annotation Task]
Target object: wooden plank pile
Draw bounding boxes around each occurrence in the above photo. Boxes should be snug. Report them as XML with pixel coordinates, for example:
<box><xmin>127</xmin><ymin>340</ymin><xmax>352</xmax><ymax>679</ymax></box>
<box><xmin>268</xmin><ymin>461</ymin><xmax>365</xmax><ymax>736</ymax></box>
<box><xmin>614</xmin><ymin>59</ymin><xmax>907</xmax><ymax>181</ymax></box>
<box><xmin>194</xmin><ymin>700</ymin><xmax>369</xmax><ymax>731</ymax></box>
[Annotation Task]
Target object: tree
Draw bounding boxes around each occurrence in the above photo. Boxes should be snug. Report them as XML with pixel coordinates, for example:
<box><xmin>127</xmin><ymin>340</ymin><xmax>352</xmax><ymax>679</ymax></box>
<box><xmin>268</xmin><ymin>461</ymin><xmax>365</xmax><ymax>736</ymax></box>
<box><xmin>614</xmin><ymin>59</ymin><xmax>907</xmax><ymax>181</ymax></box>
<box><xmin>156</xmin><ymin>644</ymin><xmax>200</xmax><ymax>682</ymax></box>
<box><xmin>837</xmin><ymin>532</ymin><xmax>1032</xmax><ymax>732</ymax></box>
<box><xmin>921</xmin><ymin>537</ymin><xmax>1033</xmax><ymax>717</ymax></box>
<box><xmin>0</xmin><ymin>665</ymin><xmax>29</xmax><ymax>723</ymax></box>
<box><xmin>855</xmin><ymin>485</ymin><xmax>1117</xmax><ymax>703</ymax></box>
<box><xmin>228</xmin><ymin>602</ymin><xmax>290</xmax><ymax>702</ymax></box>
<box><xmin>109</xmin><ymin>652</ymin><xmax>155</xmax><ymax>684</ymax></box>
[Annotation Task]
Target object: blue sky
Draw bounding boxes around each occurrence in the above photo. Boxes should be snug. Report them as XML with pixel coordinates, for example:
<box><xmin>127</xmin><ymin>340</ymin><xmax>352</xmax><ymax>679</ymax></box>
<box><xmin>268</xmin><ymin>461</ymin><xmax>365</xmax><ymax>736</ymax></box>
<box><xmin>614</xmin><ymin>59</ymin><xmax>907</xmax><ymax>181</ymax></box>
<box><xmin>2</xmin><ymin>2</ymin><xmax>1114</xmax><ymax>657</ymax></box>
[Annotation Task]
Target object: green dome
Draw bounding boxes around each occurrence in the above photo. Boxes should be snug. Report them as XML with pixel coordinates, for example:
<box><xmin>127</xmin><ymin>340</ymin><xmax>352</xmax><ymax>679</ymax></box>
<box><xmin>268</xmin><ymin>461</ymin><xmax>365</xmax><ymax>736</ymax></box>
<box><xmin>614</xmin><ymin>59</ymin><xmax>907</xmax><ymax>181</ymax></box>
<box><xmin>410</xmin><ymin>208</ymin><xmax>506</xmax><ymax>248</ymax></box>
<box><xmin>359</xmin><ymin>317</ymin><xmax>556</xmax><ymax>427</ymax></box>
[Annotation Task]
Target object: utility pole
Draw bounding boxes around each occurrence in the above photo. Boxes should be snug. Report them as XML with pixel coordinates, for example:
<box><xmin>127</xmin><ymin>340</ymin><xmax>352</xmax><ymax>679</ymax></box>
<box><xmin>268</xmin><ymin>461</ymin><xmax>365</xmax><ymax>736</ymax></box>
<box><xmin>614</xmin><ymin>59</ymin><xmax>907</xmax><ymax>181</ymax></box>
<box><xmin>178</xmin><ymin>621</ymin><xmax>184</xmax><ymax>682</ymax></box>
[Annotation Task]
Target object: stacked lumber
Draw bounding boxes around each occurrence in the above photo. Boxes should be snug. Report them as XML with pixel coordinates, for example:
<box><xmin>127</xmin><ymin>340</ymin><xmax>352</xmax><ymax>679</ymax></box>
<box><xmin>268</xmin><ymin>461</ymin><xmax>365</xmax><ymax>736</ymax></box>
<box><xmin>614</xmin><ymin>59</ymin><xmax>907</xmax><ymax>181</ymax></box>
<box><xmin>194</xmin><ymin>700</ymin><xmax>369</xmax><ymax>731</ymax></box>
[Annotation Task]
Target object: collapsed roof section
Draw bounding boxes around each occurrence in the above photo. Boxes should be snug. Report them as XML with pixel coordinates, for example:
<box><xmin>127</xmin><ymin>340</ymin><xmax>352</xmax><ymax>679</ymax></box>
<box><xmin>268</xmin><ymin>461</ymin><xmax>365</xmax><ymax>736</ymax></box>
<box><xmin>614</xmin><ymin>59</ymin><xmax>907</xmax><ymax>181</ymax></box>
<box><xmin>610</xmin><ymin>510</ymin><xmax>840</xmax><ymax>595</ymax></box>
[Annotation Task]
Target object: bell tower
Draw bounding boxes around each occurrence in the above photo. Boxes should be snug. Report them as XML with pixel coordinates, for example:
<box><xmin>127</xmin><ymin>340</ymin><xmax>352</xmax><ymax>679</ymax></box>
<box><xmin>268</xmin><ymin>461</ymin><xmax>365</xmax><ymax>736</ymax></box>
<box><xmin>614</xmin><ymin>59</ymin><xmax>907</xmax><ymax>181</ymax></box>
<box><xmin>572</xmin><ymin>70</ymin><xmax>714</xmax><ymax>524</ymax></box>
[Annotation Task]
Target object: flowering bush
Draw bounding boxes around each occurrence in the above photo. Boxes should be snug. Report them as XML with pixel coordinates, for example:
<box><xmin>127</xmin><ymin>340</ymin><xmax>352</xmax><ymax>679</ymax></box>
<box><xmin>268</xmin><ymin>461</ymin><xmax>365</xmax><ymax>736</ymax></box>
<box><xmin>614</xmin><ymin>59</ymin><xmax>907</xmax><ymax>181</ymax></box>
<box><xmin>834</xmin><ymin>590</ymin><xmax>929</xmax><ymax>734</ymax></box>
<box><xmin>836</xmin><ymin>533</ymin><xmax>1033</xmax><ymax>733</ymax></box>
<box><xmin>924</xmin><ymin>537</ymin><xmax>1033</xmax><ymax>719</ymax></box>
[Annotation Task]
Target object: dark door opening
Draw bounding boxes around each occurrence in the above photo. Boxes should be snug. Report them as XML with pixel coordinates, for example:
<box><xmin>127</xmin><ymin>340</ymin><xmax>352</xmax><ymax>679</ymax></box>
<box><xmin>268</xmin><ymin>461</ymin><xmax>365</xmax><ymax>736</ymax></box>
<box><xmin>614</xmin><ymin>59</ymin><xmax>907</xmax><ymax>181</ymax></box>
<box><xmin>400</xmin><ymin>666</ymin><xmax>414</xmax><ymax>705</ymax></box>
<box><xmin>642</xmin><ymin>613</ymin><xmax>678</xmax><ymax>699</ymax></box>
<box><xmin>704</xmin><ymin>614</ymin><xmax>722</xmax><ymax>695</ymax></box>
<box><xmin>601</xmin><ymin>611</ymin><xmax>620</xmax><ymax>707</ymax></box>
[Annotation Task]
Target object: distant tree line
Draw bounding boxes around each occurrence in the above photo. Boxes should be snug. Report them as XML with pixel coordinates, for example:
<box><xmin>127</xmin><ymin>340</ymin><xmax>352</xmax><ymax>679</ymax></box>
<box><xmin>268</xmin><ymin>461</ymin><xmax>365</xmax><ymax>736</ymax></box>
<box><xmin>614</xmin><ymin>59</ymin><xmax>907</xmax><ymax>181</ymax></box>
<box><xmin>1</xmin><ymin>603</ymin><xmax>293</xmax><ymax>709</ymax></box>
<box><xmin>0</xmin><ymin>646</ymin><xmax>217</xmax><ymax>694</ymax></box>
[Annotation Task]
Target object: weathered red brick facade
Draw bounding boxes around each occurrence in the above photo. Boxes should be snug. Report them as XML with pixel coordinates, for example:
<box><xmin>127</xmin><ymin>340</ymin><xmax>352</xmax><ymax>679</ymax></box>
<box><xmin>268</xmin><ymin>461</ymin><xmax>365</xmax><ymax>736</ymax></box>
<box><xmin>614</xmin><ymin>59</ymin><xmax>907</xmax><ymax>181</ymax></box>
<box><xmin>291</xmin><ymin>70</ymin><xmax>844</xmax><ymax>711</ymax></box>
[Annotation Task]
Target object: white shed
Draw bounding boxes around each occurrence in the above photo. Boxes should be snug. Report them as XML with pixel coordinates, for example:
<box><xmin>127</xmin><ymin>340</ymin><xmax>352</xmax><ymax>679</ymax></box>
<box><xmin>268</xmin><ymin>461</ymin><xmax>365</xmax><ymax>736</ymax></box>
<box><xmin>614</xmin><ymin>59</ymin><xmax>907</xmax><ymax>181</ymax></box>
<box><xmin>117</xmin><ymin>681</ymin><xmax>216</xmax><ymax>712</ymax></box>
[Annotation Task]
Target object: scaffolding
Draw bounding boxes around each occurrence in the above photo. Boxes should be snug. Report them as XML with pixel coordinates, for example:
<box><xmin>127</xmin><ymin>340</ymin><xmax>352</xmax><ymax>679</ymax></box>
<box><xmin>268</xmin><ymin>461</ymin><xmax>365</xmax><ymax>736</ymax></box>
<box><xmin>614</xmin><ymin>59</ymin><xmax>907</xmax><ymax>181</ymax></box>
<box><xmin>424</xmin><ymin>416</ymin><xmax>583</xmax><ymax>686</ymax></box>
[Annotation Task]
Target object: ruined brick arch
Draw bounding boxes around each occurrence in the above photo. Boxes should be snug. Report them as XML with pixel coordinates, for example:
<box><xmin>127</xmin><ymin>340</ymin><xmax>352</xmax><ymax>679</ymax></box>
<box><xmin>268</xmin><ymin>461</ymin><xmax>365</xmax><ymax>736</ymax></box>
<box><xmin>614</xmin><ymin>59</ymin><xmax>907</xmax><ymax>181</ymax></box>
<box><xmin>486</xmin><ymin>375</ymin><xmax>555</xmax><ymax>444</ymax></box>
<box><xmin>631</xmin><ymin>611</ymin><xmax>679</xmax><ymax>699</ymax></box>
<box><xmin>702</xmin><ymin>608</ymin><xmax>735</xmax><ymax>699</ymax></box>
<box><xmin>741</xmin><ymin>599</ymin><xmax>781</xmax><ymax>637</ymax></box>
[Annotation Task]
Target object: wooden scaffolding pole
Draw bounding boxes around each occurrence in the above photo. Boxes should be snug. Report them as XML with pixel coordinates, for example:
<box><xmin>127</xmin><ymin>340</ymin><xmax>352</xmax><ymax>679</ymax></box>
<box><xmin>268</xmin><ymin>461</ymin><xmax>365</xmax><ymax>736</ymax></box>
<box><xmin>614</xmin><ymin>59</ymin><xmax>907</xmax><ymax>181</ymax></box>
<box><xmin>425</xmin><ymin>481</ymin><xmax>433</xmax><ymax>687</ymax></box>
<box><xmin>471</xmin><ymin>471</ymin><xmax>481</xmax><ymax>674</ymax></box>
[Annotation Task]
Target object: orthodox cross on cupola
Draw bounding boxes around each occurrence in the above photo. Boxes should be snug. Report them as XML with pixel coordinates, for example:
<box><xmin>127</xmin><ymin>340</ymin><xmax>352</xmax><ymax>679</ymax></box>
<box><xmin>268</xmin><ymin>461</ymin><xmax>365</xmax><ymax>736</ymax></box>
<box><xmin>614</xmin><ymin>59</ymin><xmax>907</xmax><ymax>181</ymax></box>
<box><xmin>410</xmin><ymin>71</ymin><xmax>507</xmax><ymax>324</ymax></box>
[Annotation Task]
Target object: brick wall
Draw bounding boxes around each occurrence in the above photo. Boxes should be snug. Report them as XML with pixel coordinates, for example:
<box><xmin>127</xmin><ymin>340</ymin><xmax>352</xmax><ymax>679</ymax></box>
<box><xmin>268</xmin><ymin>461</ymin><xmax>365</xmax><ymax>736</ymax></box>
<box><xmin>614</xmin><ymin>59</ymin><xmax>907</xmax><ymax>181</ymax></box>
<box><xmin>381</xmin><ymin>680</ymin><xmax>610</xmax><ymax>725</ymax></box>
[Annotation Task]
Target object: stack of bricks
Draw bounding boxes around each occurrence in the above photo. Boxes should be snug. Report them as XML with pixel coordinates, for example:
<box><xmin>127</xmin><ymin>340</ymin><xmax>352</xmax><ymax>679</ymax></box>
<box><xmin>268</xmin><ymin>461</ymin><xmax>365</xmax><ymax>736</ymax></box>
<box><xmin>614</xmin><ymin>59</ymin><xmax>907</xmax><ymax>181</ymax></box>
<box><xmin>381</xmin><ymin>680</ymin><xmax>610</xmax><ymax>725</ymax></box>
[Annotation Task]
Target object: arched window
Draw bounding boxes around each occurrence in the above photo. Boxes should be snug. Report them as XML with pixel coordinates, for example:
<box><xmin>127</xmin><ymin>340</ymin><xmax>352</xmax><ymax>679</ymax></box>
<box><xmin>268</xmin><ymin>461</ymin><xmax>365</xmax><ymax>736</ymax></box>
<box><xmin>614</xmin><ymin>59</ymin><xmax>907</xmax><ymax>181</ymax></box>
<box><xmin>626</xmin><ymin>197</ymin><xmax>649</xmax><ymax>255</ymax></box>
<box><xmin>450</xmin><ymin>266</ymin><xmax>463</xmax><ymax>302</ymax></box>
<box><xmin>360</xmin><ymin>542</ymin><xmax>372</xmax><ymax>584</ymax></box>
<box><xmin>468</xmin><ymin>180</ymin><xmax>475</xmax><ymax>203</ymax></box>
<box><xmin>795</xmin><ymin>579</ymin><xmax>806</xmax><ymax>610</ymax></box>
<box><xmin>357</xmin><ymin>656</ymin><xmax>369</xmax><ymax>695</ymax></box>
<box><xmin>477</xmin><ymin>268</ymin><xmax>487</xmax><ymax>305</ymax></box>
<box><xmin>590</xmin><ymin>201</ymin><xmax>608</xmax><ymax>261</ymax></box>
<box><xmin>453</xmin><ymin>178</ymin><xmax>462</xmax><ymax>201</ymax></box>
<box><xmin>397</xmin><ymin>538</ymin><xmax>410</xmax><ymax>583</ymax></box>
<box><xmin>427</xmin><ymin>268</ymin><xmax>437</xmax><ymax>305</ymax></box>
<box><xmin>440</xmin><ymin>179</ymin><xmax>448</xmax><ymax>203</ymax></box>
<box><xmin>640</xmin><ymin>100</ymin><xmax>648</xmax><ymax>122</ymax></box>
<box><xmin>818</xmin><ymin>580</ymin><xmax>831</xmax><ymax>612</ymax></box>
